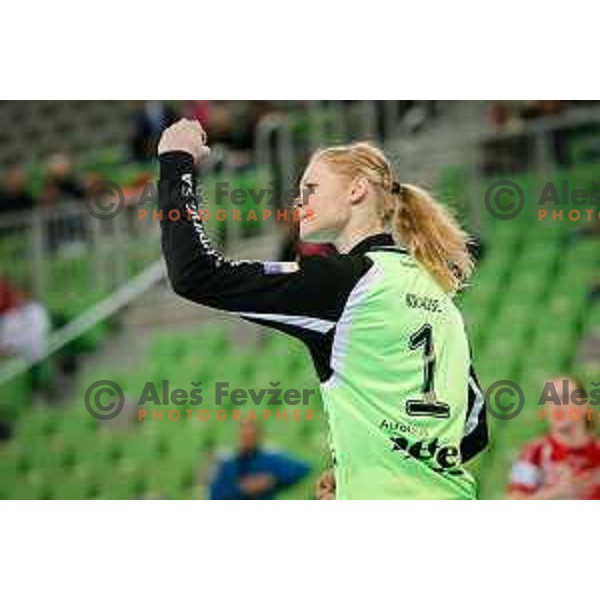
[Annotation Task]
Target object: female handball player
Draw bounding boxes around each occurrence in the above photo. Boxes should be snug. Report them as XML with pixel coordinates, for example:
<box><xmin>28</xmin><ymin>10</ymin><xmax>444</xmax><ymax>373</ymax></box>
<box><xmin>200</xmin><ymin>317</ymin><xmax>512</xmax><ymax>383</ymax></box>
<box><xmin>157</xmin><ymin>118</ymin><xmax>488</xmax><ymax>499</ymax></box>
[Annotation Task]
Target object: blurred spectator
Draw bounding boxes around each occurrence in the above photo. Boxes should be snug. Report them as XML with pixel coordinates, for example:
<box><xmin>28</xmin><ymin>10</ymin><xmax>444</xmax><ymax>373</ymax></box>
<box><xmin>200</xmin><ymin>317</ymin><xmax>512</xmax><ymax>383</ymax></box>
<box><xmin>209</xmin><ymin>420</ymin><xmax>310</xmax><ymax>499</ymax></box>
<box><xmin>184</xmin><ymin>100</ymin><xmax>211</xmax><ymax>125</ymax></box>
<box><xmin>236</xmin><ymin>100</ymin><xmax>272</xmax><ymax>150</ymax></box>
<box><xmin>520</xmin><ymin>100</ymin><xmax>565</xmax><ymax>121</ymax></box>
<box><xmin>0</xmin><ymin>279</ymin><xmax>21</xmax><ymax>321</ymax></box>
<box><xmin>40</xmin><ymin>153</ymin><xmax>85</xmax><ymax>206</ymax></box>
<box><xmin>482</xmin><ymin>101</ymin><xmax>534</xmax><ymax>176</ymax></box>
<box><xmin>488</xmin><ymin>101</ymin><xmax>523</xmax><ymax>135</ymax></box>
<box><xmin>185</xmin><ymin>100</ymin><xmax>273</xmax><ymax>160</ymax></box>
<box><xmin>0</xmin><ymin>279</ymin><xmax>50</xmax><ymax>390</ymax></box>
<box><xmin>206</xmin><ymin>101</ymin><xmax>235</xmax><ymax>146</ymax></box>
<box><xmin>39</xmin><ymin>153</ymin><xmax>88</xmax><ymax>251</ymax></box>
<box><xmin>200</xmin><ymin>101</ymin><xmax>259</xmax><ymax>171</ymax></box>
<box><xmin>519</xmin><ymin>102</ymin><xmax>568</xmax><ymax>167</ymax></box>
<box><xmin>507</xmin><ymin>376</ymin><xmax>600</xmax><ymax>500</ymax></box>
<box><xmin>0</xmin><ymin>165</ymin><xmax>35</xmax><ymax>214</ymax></box>
<box><xmin>129</xmin><ymin>101</ymin><xmax>177</xmax><ymax>162</ymax></box>
<box><xmin>484</xmin><ymin>100</ymin><xmax>575</xmax><ymax>174</ymax></box>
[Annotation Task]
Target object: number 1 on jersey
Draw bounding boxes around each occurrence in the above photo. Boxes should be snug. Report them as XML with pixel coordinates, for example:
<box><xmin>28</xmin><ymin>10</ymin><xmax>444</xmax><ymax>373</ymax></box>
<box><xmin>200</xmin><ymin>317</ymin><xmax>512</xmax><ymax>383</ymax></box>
<box><xmin>407</xmin><ymin>323</ymin><xmax>450</xmax><ymax>418</ymax></box>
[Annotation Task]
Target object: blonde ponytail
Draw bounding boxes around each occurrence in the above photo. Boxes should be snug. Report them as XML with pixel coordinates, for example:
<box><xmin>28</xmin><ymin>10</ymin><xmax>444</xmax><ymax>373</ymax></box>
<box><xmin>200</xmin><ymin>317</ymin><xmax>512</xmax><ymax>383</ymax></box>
<box><xmin>315</xmin><ymin>141</ymin><xmax>473</xmax><ymax>296</ymax></box>
<box><xmin>389</xmin><ymin>183</ymin><xmax>473</xmax><ymax>295</ymax></box>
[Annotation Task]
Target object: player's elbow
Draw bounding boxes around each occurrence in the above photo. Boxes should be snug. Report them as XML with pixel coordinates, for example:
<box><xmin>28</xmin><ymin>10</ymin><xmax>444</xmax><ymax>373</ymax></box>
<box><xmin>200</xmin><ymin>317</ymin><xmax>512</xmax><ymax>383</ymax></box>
<box><xmin>166</xmin><ymin>264</ymin><xmax>227</xmax><ymax>309</ymax></box>
<box><xmin>169</xmin><ymin>271</ymin><xmax>200</xmax><ymax>302</ymax></box>
<box><xmin>168</xmin><ymin>270</ymin><xmax>218</xmax><ymax>307</ymax></box>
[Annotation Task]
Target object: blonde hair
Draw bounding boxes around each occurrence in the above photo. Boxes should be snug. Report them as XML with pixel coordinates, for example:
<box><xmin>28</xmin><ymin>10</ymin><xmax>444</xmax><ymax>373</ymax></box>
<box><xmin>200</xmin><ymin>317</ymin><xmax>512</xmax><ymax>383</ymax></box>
<box><xmin>314</xmin><ymin>142</ymin><xmax>474</xmax><ymax>295</ymax></box>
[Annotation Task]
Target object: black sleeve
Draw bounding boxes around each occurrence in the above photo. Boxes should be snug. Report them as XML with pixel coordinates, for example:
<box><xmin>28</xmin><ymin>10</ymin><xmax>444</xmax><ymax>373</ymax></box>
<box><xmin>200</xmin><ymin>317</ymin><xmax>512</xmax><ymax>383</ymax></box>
<box><xmin>460</xmin><ymin>364</ymin><xmax>489</xmax><ymax>462</ymax></box>
<box><xmin>158</xmin><ymin>151</ymin><xmax>370</xmax><ymax>349</ymax></box>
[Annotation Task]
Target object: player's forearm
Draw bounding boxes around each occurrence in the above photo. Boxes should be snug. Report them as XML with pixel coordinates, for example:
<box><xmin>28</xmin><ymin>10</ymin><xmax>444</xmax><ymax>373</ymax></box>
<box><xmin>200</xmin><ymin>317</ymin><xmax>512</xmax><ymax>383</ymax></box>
<box><xmin>158</xmin><ymin>151</ymin><xmax>297</xmax><ymax>316</ymax></box>
<box><xmin>158</xmin><ymin>123</ymin><xmax>297</xmax><ymax>316</ymax></box>
<box><xmin>158</xmin><ymin>151</ymin><xmax>265</xmax><ymax>312</ymax></box>
<box><xmin>158</xmin><ymin>151</ymin><xmax>219</xmax><ymax>300</ymax></box>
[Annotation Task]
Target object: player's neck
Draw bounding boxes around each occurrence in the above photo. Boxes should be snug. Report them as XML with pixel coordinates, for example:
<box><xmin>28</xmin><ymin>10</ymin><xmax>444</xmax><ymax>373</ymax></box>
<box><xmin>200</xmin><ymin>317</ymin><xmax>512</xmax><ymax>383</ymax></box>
<box><xmin>335</xmin><ymin>223</ymin><xmax>386</xmax><ymax>254</ymax></box>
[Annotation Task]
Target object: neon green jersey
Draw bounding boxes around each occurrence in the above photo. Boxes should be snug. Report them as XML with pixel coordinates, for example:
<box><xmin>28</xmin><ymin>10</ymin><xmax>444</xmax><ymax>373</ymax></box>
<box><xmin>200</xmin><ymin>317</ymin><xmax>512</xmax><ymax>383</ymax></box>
<box><xmin>321</xmin><ymin>249</ymin><xmax>478</xmax><ymax>499</ymax></box>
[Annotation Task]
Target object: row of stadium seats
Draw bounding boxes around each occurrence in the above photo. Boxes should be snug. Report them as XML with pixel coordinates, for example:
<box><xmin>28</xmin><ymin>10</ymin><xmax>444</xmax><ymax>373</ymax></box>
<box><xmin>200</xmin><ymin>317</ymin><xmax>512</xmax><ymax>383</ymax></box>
<box><xmin>0</xmin><ymin>328</ymin><xmax>328</xmax><ymax>499</ymax></box>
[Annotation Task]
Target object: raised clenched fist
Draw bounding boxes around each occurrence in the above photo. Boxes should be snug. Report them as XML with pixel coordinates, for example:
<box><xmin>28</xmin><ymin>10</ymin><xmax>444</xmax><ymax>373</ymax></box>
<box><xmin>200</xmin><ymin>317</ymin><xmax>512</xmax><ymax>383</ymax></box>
<box><xmin>158</xmin><ymin>118</ymin><xmax>211</xmax><ymax>164</ymax></box>
<box><xmin>316</xmin><ymin>469</ymin><xmax>336</xmax><ymax>500</ymax></box>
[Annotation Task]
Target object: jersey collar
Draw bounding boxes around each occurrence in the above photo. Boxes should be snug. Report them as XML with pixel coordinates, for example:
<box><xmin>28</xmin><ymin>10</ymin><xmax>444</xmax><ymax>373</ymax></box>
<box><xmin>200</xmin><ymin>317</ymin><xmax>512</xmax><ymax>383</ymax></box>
<box><xmin>347</xmin><ymin>233</ymin><xmax>408</xmax><ymax>256</ymax></box>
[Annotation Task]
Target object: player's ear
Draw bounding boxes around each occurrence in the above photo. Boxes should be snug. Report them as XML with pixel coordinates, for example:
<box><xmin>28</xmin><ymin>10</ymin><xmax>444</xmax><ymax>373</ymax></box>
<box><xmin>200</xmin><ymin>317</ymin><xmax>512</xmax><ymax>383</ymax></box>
<box><xmin>349</xmin><ymin>176</ymin><xmax>369</xmax><ymax>205</ymax></box>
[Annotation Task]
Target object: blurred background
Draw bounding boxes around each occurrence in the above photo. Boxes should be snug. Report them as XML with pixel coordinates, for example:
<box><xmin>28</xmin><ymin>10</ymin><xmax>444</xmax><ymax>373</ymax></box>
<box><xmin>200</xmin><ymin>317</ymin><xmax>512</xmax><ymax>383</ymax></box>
<box><xmin>0</xmin><ymin>100</ymin><xmax>599</xmax><ymax>499</ymax></box>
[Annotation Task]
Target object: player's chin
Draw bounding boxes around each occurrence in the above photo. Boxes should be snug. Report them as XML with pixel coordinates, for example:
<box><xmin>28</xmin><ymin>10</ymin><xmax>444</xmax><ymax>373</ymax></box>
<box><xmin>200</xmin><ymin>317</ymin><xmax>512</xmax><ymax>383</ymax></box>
<box><xmin>299</xmin><ymin>221</ymin><xmax>315</xmax><ymax>242</ymax></box>
<box><xmin>299</xmin><ymin>219</ymin><xmax>330</xmax><ymax>243</ymax></box>
<box><xmin>300</xmin><ymin>227</ymin><xmax>324</xmax><ymax>243</ymax></box>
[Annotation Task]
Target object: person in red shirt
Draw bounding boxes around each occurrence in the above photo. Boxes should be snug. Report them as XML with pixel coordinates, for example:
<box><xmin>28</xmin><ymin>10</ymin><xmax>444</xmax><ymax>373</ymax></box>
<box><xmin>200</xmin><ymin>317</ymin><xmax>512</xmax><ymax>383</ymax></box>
<box><xmin>507</xmin><ymin>376</ymin><xmax>600</xmax><ymax>499</ymax></box>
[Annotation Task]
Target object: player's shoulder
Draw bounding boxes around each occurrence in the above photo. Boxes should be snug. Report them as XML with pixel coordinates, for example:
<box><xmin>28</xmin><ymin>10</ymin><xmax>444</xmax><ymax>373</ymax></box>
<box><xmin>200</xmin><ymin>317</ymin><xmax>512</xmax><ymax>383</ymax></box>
<box><xmin>366</xmin><ymin>245</ymin><xmax>415</xmax><ymax>266</ymax></box>
<box><xmin>297</xmin><ymin>253</ymin><xmax>375</xmax><ymax>292</ymax></box>
<box><xmin>299</xmin><ymin>251</ymin><xmax>372</xmax><ymax>273</ymax></box>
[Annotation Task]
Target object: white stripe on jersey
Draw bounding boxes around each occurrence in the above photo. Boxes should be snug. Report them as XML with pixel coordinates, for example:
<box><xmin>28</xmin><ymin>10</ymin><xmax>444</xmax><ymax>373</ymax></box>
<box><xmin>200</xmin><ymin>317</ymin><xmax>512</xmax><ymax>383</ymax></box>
<box><xmin>322</xmin><ymin>262</ymin><xmax>384</xmax><ymax>388</ymax></box>
<box><xmin>464</xmin><ymin>375</ymin><xmax>485</xmax><ymax>436</ymax></box>
<box><xmin>239</xmin><ymin>312</ymin><xmax>336</xmax><ymax>333</ymax></box>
